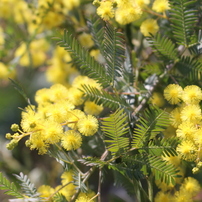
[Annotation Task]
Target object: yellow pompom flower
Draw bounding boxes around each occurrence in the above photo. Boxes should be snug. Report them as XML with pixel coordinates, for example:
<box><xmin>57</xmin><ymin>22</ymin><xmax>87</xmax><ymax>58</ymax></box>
<box><xmin>72</xmin><ymin>75</ymin><xmax>102</xmax><ymax>91</ymax></box>
<box><xmin>170</xmin><ymin>107</ymin><xmax>182</xmax><ymax>128</ymax></box>
<box><xmin>49</xmin><ymin>84</ymin><xmax>69</xmax><ymax>102</ymax></box>
<box><xmin>84</xmin><ymin>101</ymin><xmax>103</xmax><ymax>116</ymax></box>
<box><xmin>176</xmin><ymin>121</ymin><xmax>197</xmax><ymax>139</ymax></box>
<box><xmin>27</xmin><ymin>131</ymin><xmax>48</xmax><ymax>155</ymax></box>
<box><xmin>152</xmin><ymin>0</ymin><xmax>170</xmax><ymax>13</ymax></box>
<box><xmin>164</xmin><ymin>84</ymin><xmax>183</xmax><ymax>104</ymax></box>
<box><xmin>150</xmin><ymin>92</ymin><xmax>165</xmax><ymax>107</ymax></box>
<box><xmin>62</xmin><ymin>0</ymin><xmax>80</xmax><ymax>11</ymax></box>
<box><xmin>115</xmin><ymin>2</ymin><xmax>142</xmax><ymax>25</ymax></box>
<box><xmin>35</xmin><ymin>88</ymin><xmax>51</xmax><ymax>105</ymax></box>
<box><xmin>77</xmin><ymin>115</ymin><xmax>99</xmax><ymax>136</ymax></box>
<box><xmin>61</xmin><ymin>130</ymin><xmax>82</xmax><ymax>151</ymax></box>
<box><xmin>180</xmin><ymin>104</ymin><xmax>201</xmax><ymax>123</ymax></box>
<box><xmin>60</xmin><ymin>170</ymin><xmax>77</xmax><ymax>200</ymax></box>
<box><xmin>155</xmin><ymin>191</ymin><xmax>174</xmax><ymax>202</ymax></box>
<box><xmin>21</xmin><ymin>106</ymin><xmax>40</xmax><ymax>132</ymax></box>
<box><xmin>174</xmin><ymin>190</ymin><xmax>192</xmax><ymax>202</ymax></box>
<box><xmin>140</xmin><ymin>19</ymin><xmax>159</xmax><ymax>37</ymax></box>
<box><xmin>38</xmin><ymin>185</ymin><xmax>55</xmax><ymax>198</ymax></box>
<box><xmin>66</xmin><ymin>109</ymin><xmax>86</xmax><ymax>129</ymax></box>
<box><xmin>180</xmin><ymin>177</ymin><xmax>200</xmax><ymax>197</ymax></box>
<box><xmin>67</xmin><ymin>87</ymin><xmax>84</xmax><ymax>106</ymax></box>
<box><xmin>97</xmin><ymin>0</ymin><xmax>114</xmax><ymax>21</ymax></box>
<box><xmin>78</xmin><ymin>33</ymin><xmax>94</xmax><ymax>49</ymax></box>
<box><xmin>181</xmin><ymin>85</ymin><xmax>202</xmax><ymax>104</ymax></box>
<box><xmin>136</xmin><ymin>0</ymin><xmax>150</xmax><ymax>8</ymax></box>
<box><xmin>177</xmin><ymin>139</ymin><xmax>197</xmax><ymax>161</ymax></box>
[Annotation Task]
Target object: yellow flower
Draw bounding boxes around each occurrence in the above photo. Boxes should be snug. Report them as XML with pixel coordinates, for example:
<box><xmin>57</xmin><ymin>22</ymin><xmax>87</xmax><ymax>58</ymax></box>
<box><xmin>170</xmin><ymin>107</ymin><xmax>182</xmax><ymax>128</ymax></box>
<box><xmin>42</xmin><ymin>120</ymin><xmax>63</xmax><ymax>144</ymax></box>
<box><xmin>84</xmin><ymin>101</ymin><xmax>103</xmax><ymax>116</ymax></box>
<box><xmin>97</xmin><ymin>0</ymin><xmax>114</xmax><ymax>21</ymax></box>
<box><xmin>181</xmin><ymin>85</ymin><xmax>202</xmax><ymax>104</ymax></box>
<box><xmin>164</xmin><ymin>84</ymin><xmax>183</xmax><ymax>104</ymax></box>
<box><xmin>180</xmin><ymin>177</ymin><xmax>200</xmax><ymax>197</ymax></box>
<box><xmin>77</xmin><ymin>115</ymin><xmax>99</xmax><ymax>136</ymax></box>
<box><xmin>66</xmin><ymin>109</ymin><xmax>86</xmax><ymax>129</ymax></box>
<box><xmin>78</xmin><ymin>33</ymin><xmax>94</xmax><ymax>49</ymax></box>
<box><xmin>176</xmin><ymin>121</ymin><xmax>197</xmax><ymax>139</ymax></box>
<box><xmin>62</xmin><ymin>0</ymin><xmax>80</xmax><ymax>10</ymax></box>
<box><xmin>61</xmin><ymin>130</ymin><xmax>82</xmax><ymax>151</ymax></box>
<box><xmin>38</xmin><ymin>185</ymin><xmax>55</xmax><ymax>198</ymax></box>
<box><xmin>140</xmin><ymin>19</ymin><xmax>159</xmax><ymax>37</ymax></box>
<box><xmin>152</xmin><ymin>0</ymin><xmax>170</xmax><ymax>13</ymax></box>
<box><xmin>174</xmin><ymin>190</ymin><xmax>193</xmax><ymax>202</ymax></box>
<box><xmin>72</xmin><ymin>75</ymin><xmax>102</xmax><ymax>90</ymax></box>
<box><xmin>150</xmin><ymin>92</ymin><xmax>165</xmax><ymax>107</ymax></box>
<box><xmin>67</xmin><ymin>87</ymin><xmax>84</xmax><ymax>106</ymax></box>
<box><xmin>155</xmin><ymin>191</ymin><xmax>174</xmax><ymax>202</ymax></box>
<box><xmin>136</xmin><ymin>0</ymin><xmax>150</xmax><ymax>8</ymax></box>
<box><xmin>49</xmin><ymin>84</ymin><xmax>69</xmax><ymax>102</ymax></box>
<box><xmin>180</xmin><ymin>104</ymin><xmax>201</xmax><ymax>123</ymax></box>
<box><xmin>115</xmin><ymin>2</ymin><xmax>142</xmax><ymax>25</ymax></box>
<box><xmin>177</xmin><ymin>139</ymin><xmax>197</xmax><ymax>161</ymax></box>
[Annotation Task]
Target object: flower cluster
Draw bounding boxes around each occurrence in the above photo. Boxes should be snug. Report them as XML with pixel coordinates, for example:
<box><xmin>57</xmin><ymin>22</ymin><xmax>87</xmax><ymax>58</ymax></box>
<box><xmin>38</xmin><ymin>170</ymin><xmax>97</xmax><ymax>201</ymax></box>
<box><xmin>164</xmin><ymin>84</ymin><xmax>202</xmax><ymax>172</ymax></box>
<box><xmin>94</xmin><ymin>0</ymin><xmax>170</xmax><ymax>36</ymax></box>
<box><xmin>5</xmin><ymin>75</ymin><xmax>103</xmax><ymax>154</ymax></box>
<box><xmin>155</xmin><ymin>177</ymin><xmax>201</xmax><ymax>202</ymax></box>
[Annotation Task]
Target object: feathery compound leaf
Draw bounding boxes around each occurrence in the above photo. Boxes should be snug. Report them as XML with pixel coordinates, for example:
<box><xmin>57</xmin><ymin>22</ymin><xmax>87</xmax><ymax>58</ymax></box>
<box><xmin>101</xmin><ymin>109</ymin><xmax>129</xmax><ymax>153</ymax></box>
<box><xmin>124</xmin><ymin>154</ymin><xmax>179</xmax><ymax>185</ymax></box>
<box><xmin>132</xmin><ymin>107</ymin><xmax>170</xmax><ymax>148</ymax></box>
<box><xmin>176</xmin><ymin>56</ymin><xmax>202</xmax><ymax>81</ymax></box>
<box><xmin>103</xmin><ymin>23</ymin><xmax>125</xmax><ymax>85</ymax></box>
<box><xmin>147</xmin><ymin>33</ymin><xmax>178</xmax><ymax>61</ymax></box>
<box><xmin>0</xmin><ymin>172</ymin><xmax>24</xmax><ymax>198</ymax></box>
<box><xmin>14</xmin><ymin>172</ymin><xmax>39</xmax><ymax>198</ymax></box>
<box><xmin>169</xmin><ymin>0</ymin><xmax>198</xmax><ymax>47</ymax></box>
<box><xmin>81</xmin><ymin>85</ymin><xmax>132</xmax><ymax>111</ymax></box>
<box><xmin>87</xmin><ymin>16</ymin><xmax>105</xmax><ymax>55</ymax></box>
<box><xmin>146</xmin><ymin>137</ymin><xmax>179</xmax><ymax>157</ymax></box>
<box><xmin>54</xmin><ymin>30</ymin><xmax>111</xmax><ymax>87</ymax></box>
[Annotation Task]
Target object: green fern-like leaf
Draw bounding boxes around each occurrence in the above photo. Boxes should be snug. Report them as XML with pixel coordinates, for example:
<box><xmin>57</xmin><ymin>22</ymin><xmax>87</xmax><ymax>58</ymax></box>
<box><xmin>143</xmin><ymin>63</ymin><xmax>164</xmax><ymax>76</ymax></box>
<box><xmin>54</xmin><ymin>30</ymin><xmax>111</xmax><ymax>87</ymax></box>
<box><xmin>81</xmin><ymin>85</ymin><xmax>132</xmax><ymax>111</ymax></box>
<box><xmin>72</xmin><ymin>169</ymin><xmax>88</xmax><ymax>193</ymax></box>
<box><xmin>113</xmin><ymin>169</ymin><xmax>149</xmax><ymax>201</ymax></box>
<box><xmin>87</xmin><ymin>16</ymin><xmax>105</xmax><ymax>55</ymax></box>
<box><xmin>103</xmin><ymin>22</ymin><xmax>125</xmax><ymax>85</ymax></box>
<box><xmin>176</xmin><ymin>56</ymin><xmax>202</xmax><ymax>81</ymax></box>
<box><xmin>14</xmin><ymin>172</ymin><xmax>39</xmax><ymax>198</ymax></box>
<box><xmin>101</xmin><ymin>109</ymin><xmax>130</xmax><ymax>153</ymax></box>
<box><xmin>146</xmin><ymin>137</ymin><xmax>179</xmax><ymax>157</ymax></box>
<box><xmin>147</xmin><ymin>33</ymin><xmax>178</xmax><ymax>61</ymax></box>
<box><xmin>53</xmin><ymin>193</ymin><xmax>68</xmax><ymax>202</ymax></box>
<box><xmin>124</xmin><ymin>154</ymin><xmax>179</xmax><ymax>185</ymax></box>
<box><xmin>0</xmin><ymin>172</ymin><xmax>24</xmax><ymax>198</ymax></box>
<box><xmin>169</xmin><ymin>0</ymin><xmax>198</xmax><ymax>47</ymax></box>
<box><xmin>132</xmin><ymin>107</ymin><xmax>171</xmax><ymax>148</ymax></box>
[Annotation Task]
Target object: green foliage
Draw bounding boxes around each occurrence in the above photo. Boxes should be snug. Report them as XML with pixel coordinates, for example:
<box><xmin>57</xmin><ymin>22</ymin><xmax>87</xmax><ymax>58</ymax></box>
<box><xmin>176</xmin><ymin>56</ymin><xmax>202</xmax><ymax>81</ymax></box>
<box><xmin>132</xmin><ymin>107</ymin><xmax>171</xmax><ymax>148</ymax></box>
<box><xmin>169</xmin><ymin>0</ymin><xmax>198</xmax><ymax>47</ymax></box>
<box><xmin>54</xmin><ymin>30</ymin><xmax>111</xmax><ymax>87</ymax></box>
<box><xmin>103</xmin><ymin>23</ymin><xmax>125</xmax><ymax>86</ymax></box>
<box><xmin>0</xmin><ymin>172</ymin><xmax>24</xmax><ymax>198</ymax></box>
<box><xmin>101</xmin><ymin>109</ymin><xmax>130</xmax><ymax>154</ymax></box>
<box><xmin>13</xmin><ymin>172</ymin><xmax>39</xmax><ymax>198</ymax></box>
<box><xmin>81</xmin><ymin>85</ymin><xmax>132</xmax><ymax>111</ymax></box>
<box><xmin>148</xmin><ymin>33</ymin><xmax>178</xmax><ymax>62</ymax></box>
<box><xmin>53</xmin><ymin>193</ymin><xmax>68</xmax><ymax>202</ymax></box>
